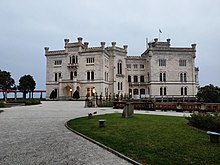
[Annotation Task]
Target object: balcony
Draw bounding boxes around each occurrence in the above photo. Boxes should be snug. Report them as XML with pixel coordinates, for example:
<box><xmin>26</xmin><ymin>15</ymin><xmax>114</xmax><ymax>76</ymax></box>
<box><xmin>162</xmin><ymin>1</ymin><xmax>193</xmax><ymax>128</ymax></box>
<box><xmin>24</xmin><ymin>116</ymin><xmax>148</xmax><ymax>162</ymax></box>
<box><xmin>67</xmin><ymin>63</ymin><xmax>79</xmax><ymax>69</ymax></box>
<box><xmin>129</xmin><ymin>82</ymin><xmax>148</xmax><ymax>86</ymax></box>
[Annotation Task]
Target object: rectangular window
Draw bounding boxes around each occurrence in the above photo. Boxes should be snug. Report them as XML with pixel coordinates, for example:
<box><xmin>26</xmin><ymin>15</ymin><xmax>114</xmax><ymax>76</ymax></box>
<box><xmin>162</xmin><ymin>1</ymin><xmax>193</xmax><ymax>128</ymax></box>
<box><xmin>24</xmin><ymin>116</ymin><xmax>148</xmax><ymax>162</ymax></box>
<box><xmin>128</xmin><ymin>75</ymin><xmax>131</xmax><ymax>82</ymax></box>
<box><xmin>133</xmin><ymin>64</ymin><xmax>138</xmax><ymax>69</ymax></box>
<box><xmin>134</xmin><ymin>76</ymin><xmax>138</xmax><ymax>82</ymax></box>
<box><xmin>179</xmin><ymin>59</ymin><xmax>186</xmax><ymax>66</ymax></box>
<box><xmin>140</xmin><ymin>64</ymin><xmax>144</xmax><ymax>69</ymax></box>
<box><xmin>133</xmin><ymin>89</ymin><xmax>138</xmax><ymax>95</ymax></box>
<box><xmin>140</xmin><ymin>75</ymin><xmax>144</xmax><ymax>82</ymax></box>
<box><xmin>160</xmin><ymin>72</ymin><xmax>166</xmax><ymax>82</ymax></box>
<box><xmin>127</xmin><ymin>64</ymin><xmax>131</xmax><ymax>68</ymax></box>
<box><xmin>70</xmin><ymin>72</ymin><xmax>73</xmax><ymax>80</ymax></box>
<box><xmin>55</xmin><ymin>73</ymin><xmax>57</xmax><ymax>82</ymax></box>
<box><xmin>159</xmin><ymin>59</ymin><xmax>166</xmax><ymax>66</ymax></box>
<box><xmin>87</xmin><ymin>72</ymin><xmax>90</xmax><ymax>80</ymax></box>
<box><xmin>91</xmin><ymin>71</ymin><xmax>94</xmax><ymax>80</ymax></box>
<box><xmin>140</xmin><ymin>89</ymin><xmax>145</xmax><ymax>95</ymax></box>
<box><xmin>86</xmin><ymin>57</ymin><xmax>95</xmax><ymax>64</ymax></box>
<box><xmin>54</xmin><ymin>60</ymin><xmax>62</xmax><ymax>65</ymax></box>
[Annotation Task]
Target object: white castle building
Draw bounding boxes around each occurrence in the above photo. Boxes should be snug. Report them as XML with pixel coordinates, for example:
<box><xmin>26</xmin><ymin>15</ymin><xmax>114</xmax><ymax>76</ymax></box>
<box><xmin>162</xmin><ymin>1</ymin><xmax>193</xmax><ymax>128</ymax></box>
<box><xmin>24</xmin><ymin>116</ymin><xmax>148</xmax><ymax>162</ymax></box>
<box><xmin>45</xmin><ymin>37</ymin><xmax>199</xmax><ymax>100</ymax></box>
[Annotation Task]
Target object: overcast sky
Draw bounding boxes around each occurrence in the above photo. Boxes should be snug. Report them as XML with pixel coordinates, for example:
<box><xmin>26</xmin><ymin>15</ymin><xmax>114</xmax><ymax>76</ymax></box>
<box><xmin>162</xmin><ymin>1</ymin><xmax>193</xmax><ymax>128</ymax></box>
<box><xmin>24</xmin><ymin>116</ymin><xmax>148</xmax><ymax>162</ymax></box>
<box><xmin>0</xmin><ymin>0</ymin><xmax>219</xmax><ymax>89</ymax></box>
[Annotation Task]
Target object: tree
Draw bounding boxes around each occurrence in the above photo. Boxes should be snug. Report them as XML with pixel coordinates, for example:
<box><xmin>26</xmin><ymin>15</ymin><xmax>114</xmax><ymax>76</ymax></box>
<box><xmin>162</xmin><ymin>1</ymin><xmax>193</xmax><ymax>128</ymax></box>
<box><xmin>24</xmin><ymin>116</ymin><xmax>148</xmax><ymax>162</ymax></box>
<box><xmin>72</xmin><ymin>90</ymin><xmax>80</xmax><ymax>99</ymax></box>
<box><xmin>49</xmin><ymin>89</ymin><xmax>57</xmax><ymax>99</ymax></box>
<box><xmin>18</xmin><ymin>75</ymin><xmax>36</xmax><ymax>99</ymax></box>
<box><xmin>197</xmin><ymin>84</ymin><xmax>220</xmax><ymax>103</ymax></box>
<box><xmin>0</xmin><ymin>70</ymin><xmax>15</xmax><ymax>100</ymax></box>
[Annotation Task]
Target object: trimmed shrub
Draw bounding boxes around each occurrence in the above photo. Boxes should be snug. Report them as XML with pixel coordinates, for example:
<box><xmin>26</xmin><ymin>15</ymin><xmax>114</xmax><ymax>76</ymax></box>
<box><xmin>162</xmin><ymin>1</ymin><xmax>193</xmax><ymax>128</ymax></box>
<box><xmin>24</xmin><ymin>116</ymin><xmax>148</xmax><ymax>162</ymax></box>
<box><xmin>7</xmin><ymin>99</ymin><xmax>41</xmax><ymax>105</ymax></box>
<box><xmin>186</xmin><ymin>112</ymin><xmax>220</xmax><ymax>132</ymax></box>
<box><xmin>97</xmin><ymin>102</ymin><xmax>114</xmax><ymax>107</ymax></box>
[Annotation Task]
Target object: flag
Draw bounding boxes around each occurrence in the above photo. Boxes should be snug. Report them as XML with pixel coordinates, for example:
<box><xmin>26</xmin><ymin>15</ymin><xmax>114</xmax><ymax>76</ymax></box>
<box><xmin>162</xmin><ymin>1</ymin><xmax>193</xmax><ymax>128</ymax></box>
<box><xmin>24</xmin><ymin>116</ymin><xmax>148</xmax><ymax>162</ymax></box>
<box><xmin>159</xmin><ymin>29</ymin><xmax>162</xmax><ymax>33</ymax></box>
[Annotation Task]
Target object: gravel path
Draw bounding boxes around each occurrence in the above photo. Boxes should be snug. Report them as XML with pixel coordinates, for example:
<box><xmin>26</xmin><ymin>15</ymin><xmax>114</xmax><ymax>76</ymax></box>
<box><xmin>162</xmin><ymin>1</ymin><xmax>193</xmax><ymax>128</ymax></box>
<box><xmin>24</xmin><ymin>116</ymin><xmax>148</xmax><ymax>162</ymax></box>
<box><xmin>0</xmin><ymin>101</ymin><xmax>131</xmax><ymax>165</ymax></box>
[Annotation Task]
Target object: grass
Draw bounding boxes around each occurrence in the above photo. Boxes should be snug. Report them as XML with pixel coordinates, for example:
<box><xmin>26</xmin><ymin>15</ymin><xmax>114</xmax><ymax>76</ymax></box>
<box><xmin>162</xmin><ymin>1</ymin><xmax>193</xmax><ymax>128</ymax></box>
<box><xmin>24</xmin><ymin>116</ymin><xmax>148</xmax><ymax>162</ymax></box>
<box><xmin>67</xmin><ymin>113</ymin><xmax>220</xmax><ymax>165</ymax></box>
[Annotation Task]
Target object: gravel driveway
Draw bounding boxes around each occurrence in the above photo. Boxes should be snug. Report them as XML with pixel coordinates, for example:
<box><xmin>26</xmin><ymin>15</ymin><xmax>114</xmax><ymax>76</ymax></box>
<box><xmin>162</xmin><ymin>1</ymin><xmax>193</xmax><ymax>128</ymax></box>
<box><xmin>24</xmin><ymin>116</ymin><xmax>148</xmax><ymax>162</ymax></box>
<box><xmin>0</xmin><ymin>101</ymin><xmax>131</xmax><ymax>165</ymax></box>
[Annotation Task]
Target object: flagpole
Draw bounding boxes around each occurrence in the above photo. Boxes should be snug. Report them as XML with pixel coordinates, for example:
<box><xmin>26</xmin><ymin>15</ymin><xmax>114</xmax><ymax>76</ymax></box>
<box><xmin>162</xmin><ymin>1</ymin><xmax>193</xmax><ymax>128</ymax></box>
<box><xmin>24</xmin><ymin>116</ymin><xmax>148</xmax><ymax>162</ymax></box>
<box><xmin>146</xmin><ymin>37</ymin><xmax>148</xmax><ymax>49</ymax></box>
<box><xmin>159</xmin><ymin>31</ymin><xmax>160</xmax><ymax>41</ymax></box>
<box><xmin>159</xmin><ymin>29</ymin><xmax>162</xmax><ymax>41</ymax></box>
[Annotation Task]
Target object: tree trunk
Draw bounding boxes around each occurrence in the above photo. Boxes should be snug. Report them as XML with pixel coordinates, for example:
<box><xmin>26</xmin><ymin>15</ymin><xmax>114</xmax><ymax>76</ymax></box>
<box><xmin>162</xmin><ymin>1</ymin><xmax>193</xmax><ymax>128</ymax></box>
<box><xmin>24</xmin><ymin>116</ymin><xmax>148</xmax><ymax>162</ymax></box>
<box><xmin>3</xmin><ymin>92</ymin><xmax>7</xmax><ymax>102</ymax></box>
<box><xmin>23</xmin><ymin>92</ymin><xmax>26</xmax><ymax>99</ymax></box>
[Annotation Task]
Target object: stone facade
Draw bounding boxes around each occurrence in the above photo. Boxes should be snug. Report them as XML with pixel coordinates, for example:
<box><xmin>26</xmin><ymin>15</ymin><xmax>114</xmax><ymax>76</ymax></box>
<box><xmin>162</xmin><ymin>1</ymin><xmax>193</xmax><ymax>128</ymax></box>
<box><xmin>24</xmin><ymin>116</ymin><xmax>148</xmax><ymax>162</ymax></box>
<box><xmin>45</xmin><ymin>37</ymin><xmax>199</xmax><ymax>100</ymax></box>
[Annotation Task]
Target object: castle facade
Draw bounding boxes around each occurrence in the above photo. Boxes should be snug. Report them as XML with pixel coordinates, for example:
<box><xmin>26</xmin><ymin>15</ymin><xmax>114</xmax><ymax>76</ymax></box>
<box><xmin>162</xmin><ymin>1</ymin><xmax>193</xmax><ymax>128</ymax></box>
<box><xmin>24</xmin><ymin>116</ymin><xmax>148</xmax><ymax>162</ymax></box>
<box><xmin>45</xmin><ymin>37</ymin><xmax>199</xmax><ymax>100</ymax></box>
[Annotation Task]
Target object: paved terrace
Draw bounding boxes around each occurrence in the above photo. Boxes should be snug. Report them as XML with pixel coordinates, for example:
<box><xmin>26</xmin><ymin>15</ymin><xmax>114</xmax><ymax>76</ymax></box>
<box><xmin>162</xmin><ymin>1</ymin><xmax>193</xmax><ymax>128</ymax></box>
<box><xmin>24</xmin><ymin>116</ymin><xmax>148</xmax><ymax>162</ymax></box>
<box><xmin>0</xmin><ymin>101</ymin><xmax>190</xmax><ymax>165</ymax></box>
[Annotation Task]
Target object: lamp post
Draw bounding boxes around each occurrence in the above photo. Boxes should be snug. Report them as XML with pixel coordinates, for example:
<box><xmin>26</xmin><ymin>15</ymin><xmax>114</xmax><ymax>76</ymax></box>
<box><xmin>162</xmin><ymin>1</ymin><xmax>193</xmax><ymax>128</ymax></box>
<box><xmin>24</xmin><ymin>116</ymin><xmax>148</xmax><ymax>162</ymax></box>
<box><xmin>92</xmin><ymin>88</ymin><xmax>96</xmax><ymax>107</ymax></box>
<box><xmin>70</xmin><ymin>88</ymin><xmax>72</xmax><ymax>97</ymax></box>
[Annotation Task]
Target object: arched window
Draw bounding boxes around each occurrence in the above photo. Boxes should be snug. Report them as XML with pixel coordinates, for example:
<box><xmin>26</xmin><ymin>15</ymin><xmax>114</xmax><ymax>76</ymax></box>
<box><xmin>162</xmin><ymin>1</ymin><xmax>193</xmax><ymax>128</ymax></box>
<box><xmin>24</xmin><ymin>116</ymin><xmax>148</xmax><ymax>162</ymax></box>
<box><xmin>117</xmin><ymin>61</ymin><xmax>122</xmax><ymax>74</ymax></box>
<box><xmin>184</xmin><ymin>87</ymin><xmax>187</xmax><ymax>95</ymax></box>
<box><xmin>74</xmin><ymin>71</ymin><xmax>77</xmax><ymax>77</ymax></box>
<box><xmin>181</xmin><ymin>87</ymin><xmax>184</xmax><ymax>95</ymax></box>
<box><xmin>163</xmin><ymin>73</ymin><xmax>166</xmax><ymax>82</ymax></box>
<box><xmin>160</xmin><ymin>87</ymin><xmax>163</xmax><ymax>96</ymax></box>
<box><xmin>164</xmin><ymin>87</ymin><xmax>167</xmax><ymax>96</ymax></box>
<box><xmin>184</xmin><ymin>73</ymin><xmax>187</xmax><ymax>82</ymax></box>
<box><xmin>87</xmin><ymin>71</ymin><xmax>90</xmax><ymax>80</ymax></box>
<box><xmin>91</xmin><ymin>71</ymin><xmax>94</xmax><ymax>80</ymax></box>
<box><xmin>180</xmin><ymin>73</ymin><xmax>183</xmax><ymax>82</ymax></box>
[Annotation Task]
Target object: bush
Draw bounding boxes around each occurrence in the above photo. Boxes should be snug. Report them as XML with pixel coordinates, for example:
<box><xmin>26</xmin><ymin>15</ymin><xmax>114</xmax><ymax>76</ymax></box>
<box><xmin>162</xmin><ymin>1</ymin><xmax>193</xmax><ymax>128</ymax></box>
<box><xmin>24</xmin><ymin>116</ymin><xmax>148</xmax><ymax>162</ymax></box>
<box><xmin>97</xmin><ymin>102</ymin><xmax>114</xmax><ymax>107</ymax></box>
<box><xmin>186</xmin><ymin>112</ymin><xmax>220</xmax><ymax>132</ymax></box>
<box><xmin>0</xmin><ymin>102</ymin><xmax>6</xmax><ymax>107</ymax></box>
<box><xmin>7</xmin><ymin>99</ymin><xmax>41</xmax><ymax>105</ymax></box>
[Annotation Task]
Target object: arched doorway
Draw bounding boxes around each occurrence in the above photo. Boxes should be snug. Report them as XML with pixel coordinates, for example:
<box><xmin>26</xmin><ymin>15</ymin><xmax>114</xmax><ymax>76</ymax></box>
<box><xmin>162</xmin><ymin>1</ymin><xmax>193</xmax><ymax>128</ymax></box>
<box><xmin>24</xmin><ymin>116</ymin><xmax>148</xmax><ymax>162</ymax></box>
<box><xmin>64</xmin><ymin>86</ymin><xmax>72</xmax><ymax>97</ymax></box>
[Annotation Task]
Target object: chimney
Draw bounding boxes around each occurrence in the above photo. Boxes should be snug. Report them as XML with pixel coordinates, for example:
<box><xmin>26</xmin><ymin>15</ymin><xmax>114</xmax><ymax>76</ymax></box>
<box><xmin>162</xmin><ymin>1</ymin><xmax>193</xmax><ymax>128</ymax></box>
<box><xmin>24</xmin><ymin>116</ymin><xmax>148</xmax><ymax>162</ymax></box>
<box><xmin>100</xmin><ymin>42</ymin><xmax>105</xmax><ymax>48</ymax></box>
<box><xmin>123</xmin><ymin>45</ymin><xmax>128</xmax><ymax>52</ymax></box>
<box><xmin>111</xmin><ymin>42</ymin><xmax>116</xmax><ymax>49</ymax></box>
<box><xmin>191</xmin><ymin>43</ymin><xmax>196</xmax><ymax>49</ymax></box>
<box><xmin>84</xmin><ymin>42</ymin><xmax>89</xmax><ymax>48</ymax></box>
<box><xmin>77</xmin><ymin>37</ymin><xmax>83</xmax><ymax>43</ymax></box>
<box><xmin>44</xmin><ymin>47</ymin><xmax>49</xmax><ymax>53</ymax></box>
<box><xmin>64</xmin><ymin>39</ymin><xmax>69</xmax><ymax>45</ymax></box>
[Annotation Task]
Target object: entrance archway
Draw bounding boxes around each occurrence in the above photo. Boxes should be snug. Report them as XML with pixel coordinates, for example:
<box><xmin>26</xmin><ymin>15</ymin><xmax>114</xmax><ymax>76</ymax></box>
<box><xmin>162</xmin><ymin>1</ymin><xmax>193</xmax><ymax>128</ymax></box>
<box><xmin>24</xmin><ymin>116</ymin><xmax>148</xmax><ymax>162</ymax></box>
<box><xmin>64</xmin><ymin>86</ymin><xmax>72</xmax><ymax>97</ymax></box>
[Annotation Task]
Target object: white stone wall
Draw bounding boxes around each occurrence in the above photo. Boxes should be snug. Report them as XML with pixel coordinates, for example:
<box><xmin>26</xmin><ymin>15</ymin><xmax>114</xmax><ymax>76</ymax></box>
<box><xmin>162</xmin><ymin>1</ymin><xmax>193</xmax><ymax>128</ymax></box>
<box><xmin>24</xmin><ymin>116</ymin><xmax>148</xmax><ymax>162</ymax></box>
<box><xmin>45</xmin><ymin>37</ymin><xmax>199</xmax><ymax>100</ymax></box>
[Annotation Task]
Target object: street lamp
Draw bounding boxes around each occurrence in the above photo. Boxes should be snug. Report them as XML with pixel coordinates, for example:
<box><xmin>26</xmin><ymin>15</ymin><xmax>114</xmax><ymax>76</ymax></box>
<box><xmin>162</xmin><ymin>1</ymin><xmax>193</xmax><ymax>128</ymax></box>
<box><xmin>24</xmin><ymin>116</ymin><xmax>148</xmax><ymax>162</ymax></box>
<box><xmin>70</xmin><ymin>88</ymin><xmax>73</xmax><ymax>96</ymax></box>
<box><xmin>92</xmin><ymin>88</ymin><xmax>96</xmax><ymax>96</ymax></box>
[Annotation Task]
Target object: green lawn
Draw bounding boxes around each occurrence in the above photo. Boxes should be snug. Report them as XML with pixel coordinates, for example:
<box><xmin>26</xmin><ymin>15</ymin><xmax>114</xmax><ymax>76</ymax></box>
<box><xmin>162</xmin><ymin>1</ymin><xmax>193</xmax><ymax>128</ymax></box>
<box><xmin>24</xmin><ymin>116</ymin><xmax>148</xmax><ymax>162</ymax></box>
<box><xmin>67</xmin><ymin>113</ymin><xmax>220</xmax><ymax>165</ymax></box>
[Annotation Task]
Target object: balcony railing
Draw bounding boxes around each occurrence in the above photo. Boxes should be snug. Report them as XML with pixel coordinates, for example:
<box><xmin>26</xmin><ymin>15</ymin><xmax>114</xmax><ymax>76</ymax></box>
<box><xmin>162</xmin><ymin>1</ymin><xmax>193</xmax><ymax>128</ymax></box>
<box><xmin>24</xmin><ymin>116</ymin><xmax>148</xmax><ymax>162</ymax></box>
<box><xmin>67</xmin><ymin>63</ymin><xmax>79</xmax><ymax>69</ymax></box>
